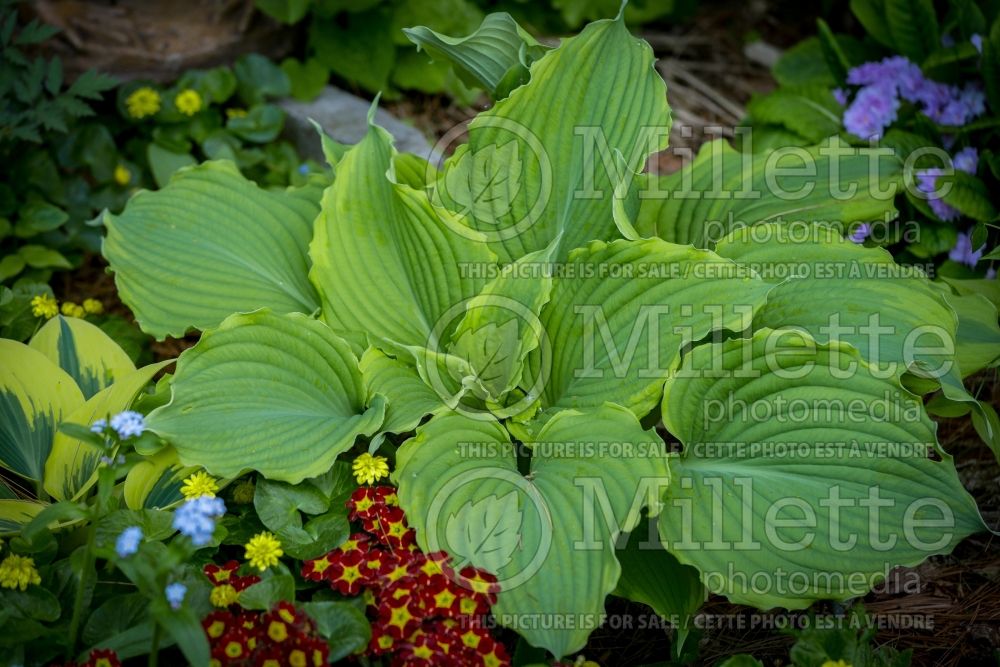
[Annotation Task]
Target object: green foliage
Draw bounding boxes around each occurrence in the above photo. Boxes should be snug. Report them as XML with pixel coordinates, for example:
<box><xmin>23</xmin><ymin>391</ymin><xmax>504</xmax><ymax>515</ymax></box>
<box><xmin>746</xmin><ymin>0</ymin><xmax>1000</xmax><ymax>276</ymax></box>
<box><xmin>105</xmin><ymin>11</ymin><xmax>991</xmax><ymax>659</ymax></box>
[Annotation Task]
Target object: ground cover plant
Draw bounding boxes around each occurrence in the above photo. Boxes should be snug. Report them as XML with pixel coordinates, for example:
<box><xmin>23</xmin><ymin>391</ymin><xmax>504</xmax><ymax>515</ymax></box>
<box><xmin>1</xmin><ymin>3</ymin><xmax>998</xmax><ymax>666</ymax></box>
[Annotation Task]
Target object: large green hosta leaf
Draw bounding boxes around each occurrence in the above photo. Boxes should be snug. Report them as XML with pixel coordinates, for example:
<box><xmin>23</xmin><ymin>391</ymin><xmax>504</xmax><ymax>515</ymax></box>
<box><xmin>396</xmin><ymin>405</ymin><xmax>669</xmax><ymax>657</ymax></box>
<box><xmin>433</xmin><ymin>13</ymin><xmax>670</xmax><ymax>264</ymax></box>
<box><xmin>632</xmin><ymin>138</ymin><xmax>901</xmax><ymax>248</ymax></box>
<box><xmin>104</xmin><ymin>161</ymin><xmax>321</xmax><ymax>340</ymax></box>
<box><xmin>715</xmin><ymin>222</ymin><xmax>967</xmax><ymax>397</ymax></box>
<box><xmin>0</xmin><ymin>339</ymin><xmax>84</xmax><ymax>482</ymax></box>
<box><xmin>527</xmin><ymin>238</ymin><xmax>770</xmax><ymax>417</ymax></box>
<box><xmin>29</xmin><ymin>316</ymin><xmax>135</xmax><ymax>399</ymax></box>
<box><xmin>659</xmin><ymin>329</ymin><xmax>985</xmax><ymax>609</ymax></box>
<box><xmin>147</xmin><ymin>310</ymin><xmax>385</xmax><ymax>484</ymax></box>
<box><xmin>309</xmin><ymin>123</ymin><xmax>494</xmax><ymax>352</ymax></box>
<box><xmin>359</xmin><ymin>347</ymin><xmax>448</xmax><ymax>436</ymax></box>
<box><xmin>404</xmin><ymin>12</ymin><xmax>550</xmax><ymax>99</ymax></box>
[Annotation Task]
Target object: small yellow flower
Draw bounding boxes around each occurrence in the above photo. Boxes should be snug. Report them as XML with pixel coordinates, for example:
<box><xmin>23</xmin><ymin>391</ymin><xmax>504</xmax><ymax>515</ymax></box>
<box><xmin>60</xmin><ymin>302</ymin><xmax>85</xmax><ymax>318</ymax></box>
<box><xmin>181</xmin><ymin>471</ymin><xmax>219</xmax><ymax>499</ymax></box>
<box><xmin>821</xmin><ymin>661</ymin><xmax>852</xmax><ymax>667</ymax></box>
<box><xmin>226</xmin><ymin>107</ymin><xmax>248</xmax><ymax>119</ymax></box>
<box><xmin>126</xmin><ymin>87</ymin><xmax>161</xmax><ymax>119</ymax></box>
<box><xmin>245</xmin><ymin>532</ymin><xmax>283</xmax><ymax>571</ymax></box>
<box><xmin>175</xmin><ymin>89</ymin><xmax>203</xmax><ymax>116</ymax></box>
<box><xmin>30</xmin><ymin>294</ymin><xmax>58</xmax><ymax>319</ymax></box>
<box><xmin>232</xmin><ymin>478</ymin><xmax>255</xmax><ymax>504</ymax></box>
<box><xmin>114</xmin><ymin>164</ymin><xmax>131</xmax><ymax>186</ymax></box>
<box><xmin>0</xmin><ymin>554</ymin><xmax>41</xmax><ymax>591</ymax></box>
<box><xmin>209</xmin><ymin>583</ymin><xmax>240</xmax><ymax>607</ymax></box>
<box><xmin>82</xmin><ymin>298</ymin><xmax>104</xmax><ymax>315</ymax></box>
<box><xmin>352</xmin><ymin>452</ymin><xmax>389</xmax><ymax>485</ymax></box>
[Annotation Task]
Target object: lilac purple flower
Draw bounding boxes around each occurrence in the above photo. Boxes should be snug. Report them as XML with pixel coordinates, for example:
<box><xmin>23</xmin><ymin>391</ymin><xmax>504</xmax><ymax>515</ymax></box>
<box><xmin>949</xmin><ymin>231</ymin><xmax>985</xmax><ymax>268</ymax></box>
<box><xmin>115</xmin><ymin>526</ymin><xmax>142</xmax><ymax>558</ymax></box>
<box><xmin>971</xmin><ymin>34</ymin><xmax>983</xmax><ymax>54</ymax></box>
<box><xmin>952</xmin><ymin>147</ymin><xmax>978</xmax><ymax>174</ymax></box>
<box><xmin>165</xmin><ymin>582</ymin><xmax>187</xmax><ymax>610</ymax></box>
<box><xmin>916</xmin><ymin>167</ymin><xmax>960</xmax><ymax>222</ymax></box>
<box><xmin>833</xmin><ymin>88</ymin><xmax>849</xmax><ymax>106</ymax></box>
<box><xmin>843</xmin><ymin>84</ymin><xmax>899</xmax><ymax>139</ymax></box>
<box><xmin>849</xmin><ymin>223</ymin><xmax>871</xmax><ymax>244</ymax></box>
<box><xmin>173</xmin><ymin>496</ymin><xmax>226</xmax><ymax>547</ymax></box>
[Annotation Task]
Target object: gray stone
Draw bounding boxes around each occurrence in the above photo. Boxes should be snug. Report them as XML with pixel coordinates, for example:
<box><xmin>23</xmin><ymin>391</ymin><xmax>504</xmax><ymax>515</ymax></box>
<box><xmin>279</xmin><ymin>86</ymin><xmax>438</xmax><ymax>165</ymax></box>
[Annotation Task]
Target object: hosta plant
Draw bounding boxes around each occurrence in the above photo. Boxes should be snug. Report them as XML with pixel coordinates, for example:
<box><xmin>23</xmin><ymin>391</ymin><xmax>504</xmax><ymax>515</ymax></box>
<box><xmin>102</xmin><ymin>12</ymin><xmax>993</xmax><ymax>658</ymax></box>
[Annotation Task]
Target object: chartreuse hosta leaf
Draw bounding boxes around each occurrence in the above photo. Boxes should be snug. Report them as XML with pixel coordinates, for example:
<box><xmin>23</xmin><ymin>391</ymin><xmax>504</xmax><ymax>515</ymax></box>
<box><xmin>396</xmin><ymin>405</ymin><xmax>669</xmax><ymax>657</ymax></box>
<box><xmin>309</xmin><ymin>122</ymin><xmax>494</xmax><ymax>353</ymax></box>
<box><xmin>404</xmin><ymin>12</ymin><xmax>550</xmax><ymax>99</ymax></box>
<box><xmin>659</xmin><ymin>329</ymin><xmax>986</xmax><ymax>609</ymax></box>
<box><xmin>715</xmin><ymin>222</ymin><xmax>977</xmax><ymax>411</ymax></box>
<box><xmin>526</xmin><ymin>238</ymin><xmax>770</xmax><ymax>417</ymax></box>
<box><xmin>0</xmin><ymin>339</ymin><xmax>84</xmax><ymax>482</ymax></box>
<box><xmin>433</xmin><ymin>12</ymin><xmax>670</xmax><ymax>264</ymax></box>
<box><xmin>147</xmin><ymin>310</ymin><xmax>385</xmax><ymax>484</ymax></box>
<box><xmin>44</xmin><ymin>360</ymin><xmax>174</xmax><ymax>502</ymax></box>
<box><xmin>104</xmin><ymin>160</ymin><xmax>321</xmax><ymax>340</ymax></box>
<box><xmin>359</xmin><ymin>348</ymin><xmax>449</xmax><ymax>436</ymax></box>
<box><xmin>0</xmin><ymin>500</ymin><xmax>45</xmax><ymax>534</ymax></box>
<box><xmin>447</xmin><ymin>240</ymin><xmax>558</xmax><ymax>405</ymax></box>
<box><xmin>29</xmin><ymin>316</ymin><xmax>135</xmax><ymax>399</ymax></box>
<box><xmin>632</xmin><ymin>138</ymin><xmax>901</xmax><ymax>248</ymax></box>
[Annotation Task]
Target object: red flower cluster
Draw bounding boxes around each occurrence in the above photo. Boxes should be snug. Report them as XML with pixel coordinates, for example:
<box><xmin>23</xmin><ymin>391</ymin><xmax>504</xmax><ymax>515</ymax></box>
<box><xmin>302</xmin><ymin>485</ymin><xmax>510</xmax><ymax>667</ymax></box>
<box><xmin>202</xmin><ymin>601</ymin><xmax>329</xmax><ymax>667</ymax></box>
<box><xmin>204</xmin><ymin>560</ymin><xmax>262</xmax><ymax>591</ymax></box>
<box><xmin>49</xmin><ymin>649</ymin><xmax>121</xmax><ymax>667</ymax></box>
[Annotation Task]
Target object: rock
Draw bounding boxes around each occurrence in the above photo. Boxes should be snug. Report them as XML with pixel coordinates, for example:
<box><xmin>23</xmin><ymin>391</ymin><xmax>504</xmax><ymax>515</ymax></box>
<box><xmin>279</xmin><ymin>86</ymin><xmax>438</xmax><ymax>165</ymax></box>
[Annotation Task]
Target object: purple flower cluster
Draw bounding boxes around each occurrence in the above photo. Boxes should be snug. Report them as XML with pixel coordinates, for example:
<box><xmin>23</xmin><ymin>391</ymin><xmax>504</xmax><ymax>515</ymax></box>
<box><xmin>916</xmin><ymin>147</ymin><xmax>979</xmax><ymax>222</ymax></box>
<box><xmin>841</xmin><ymin>56</ymin><xmax>986</xmax><ymax>139</ymax></box>
<box><xmin>949</xmin><ymin>231</ymin><xmax>985</xmax><ymax>268</ymax></box>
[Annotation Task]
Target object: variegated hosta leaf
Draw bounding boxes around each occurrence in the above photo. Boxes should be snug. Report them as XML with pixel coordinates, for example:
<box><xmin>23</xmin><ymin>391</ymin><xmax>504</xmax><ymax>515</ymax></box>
<box><xmin>395</xmin><ymin>405</ymin><xmax>669</xmax><ymax>658</ymax></box>
<box><xmin>104</xmin><ymin>161</ymin><xmax>321</xmax><ymax>340</ymax></box>
<box><xmin>633</xmin><ymin>138</ymin><xmax>901</xmax><ymax>248</ymax></box>
<box><xmin>432</xmin><ymin>13</ymin><xmax>670</xmax><ymax>264</ymax></box>
<box><xmin>404</xmin><ymin>12</ymin><xmax>550</xmax><ymax>99</ymax></box>
<box><xmin>660</xmin><ymin>329</ymin><xmax>986</xmax><ymax>609</ymax></box>
<box><xmin>0</xmin><ymin>339</ymin><xmax>84</xmax><ymax>481</ymax></box>
<box><xmin>309</xmin><ymin>123</ymin><xmax>494</xmax><ymax>352</ymax></box>
<box><xmin>124</xmin><ymin>447</ymin><xmax>197</xmax><ymax>510</ymax></box>
<box><xmin>147</xmin><ymin>310</ymin><xmax>385</xmax><ymax>484</ymax></box>
<box><xmin>0</xmin><ymin>499</ymin><xmax>46</xmax><ymax>535</ymax></box>
<box><xmin>715</xmin><ymin>222</ymin><xmax>968</xmax><ymax>398</ymax></box>
<box><xmin>44</xmin><ymin>360</ymin><xmax>174</xmax><ymax>502</ymax></box>
<box><xmin>29</xmin><ymin>316</ymin><xmax>135</xmax><ymax>399</ymax></box>
<box><xmin>526</xmin><ymin>238</ymin><xmax>770</xmax><ymax>417</ymax></box>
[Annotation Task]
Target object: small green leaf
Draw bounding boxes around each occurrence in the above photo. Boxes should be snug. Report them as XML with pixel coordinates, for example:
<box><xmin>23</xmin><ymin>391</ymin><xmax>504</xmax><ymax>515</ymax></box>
<box><xmin>301</xmin><ymin>601</ymin><xmax>371</xmax><ymax>661</ymax></box>
<box><xmin>239</xmin><ymin>573</ymin><xmax>295</xmax><ymax>609</ymax></box>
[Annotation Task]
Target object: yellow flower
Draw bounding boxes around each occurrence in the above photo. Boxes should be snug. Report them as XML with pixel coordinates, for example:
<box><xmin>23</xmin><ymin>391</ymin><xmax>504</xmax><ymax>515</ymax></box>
<box><xmin>60</xmin><ymin>302</ymin><xmax>85</xmax><ymax>318</ymax></box>
<box><xmin>245</xmin><ymin>532</ymin><xmax>283</xmax><ymax>571</ymax></box>
<box><xmin>175</xmin><ymin>89</ymin><xmax>203</xmax><ymax>116</ymax></box>
<box><xmin>232</xmin><ymin>478</ymin><xmax>255</xmax><ymax>504</ymax></box>
<box><xmin>126</xmin><ymin>87</ymin><xmax>161</xmax><ymax>119</ymax></box>
<box><xmin>82</xmin><ymin>298</ymin><xmax>104</xmax><ymax>315</ymax></box>
<box><xmin>209</xmin><ymin>583</ymin><xmax>240</xmax><ymax>607</ymax></box>
<box><xmin>226</xmin><ymin>107</ymin><xmax>248</xmax><ymax>119</ymax></box>
<box><xmin>0</xmin><ymin>554</ymin><xmax>41</xmax><ymax>590</ymax></box>
<box><xmin>30</xmin><ymin>294</ymin><xmax>58</xmax><ymax>319</ymax></box>
<box><xmin>114</xmin><ymin>164</ymin><xmax>131</xmax><ymax>186</ymax></box>
<box><xmin>352</xmin><ymin>452</ymin><xmax>389</xmax><ymax>485</ymax></box>
<box><xmin>181</xmin><ymin>471</ymin><xmax>219</xmax><ymax>499</ymax></box>
<box><xmin>821</xmin><ymin>661</ymin><xmax>852</xmax><ymax>667</ymax></box>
